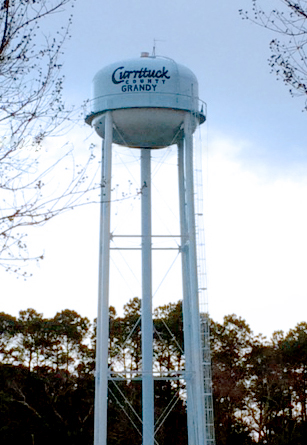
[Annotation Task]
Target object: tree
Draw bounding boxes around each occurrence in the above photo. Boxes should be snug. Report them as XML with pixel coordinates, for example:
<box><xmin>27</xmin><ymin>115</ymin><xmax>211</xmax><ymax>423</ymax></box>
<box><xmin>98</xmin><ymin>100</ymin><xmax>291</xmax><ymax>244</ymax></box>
<box><xmin>4</xmin><ymin>304</ymin><xmax>307</xmax><ymax>444</ymax></box>
<box><xmin>246</xmin><ymin>339</ymin><xmax>289</xmax><ymax>444</ymax></box>
<box><xmin>240</xmin><ymin>1</ymin><xmax>307</xmax><ymax>110</ymax></box>
<box><xmin>51</xmin><ymin>309</ymin><xmax>90</xmax><ymax>372</ymax></box>
<box><xmin>0</xmin><ymin>0</ymin><xmax>98</xmax><ymax>275</ymax></box>
<box><xmin>153</xmin><ymin>301</ymin><xmax>184</xmax><ymax>388</ymax></box>
<box><xmin>282</xmin><ymin>322</ymin><xmax>307</xmax><ymax>434</ymax></box>
<box><xmin>210</xmin><ymin>314</ymin><xmax>254</xmax><ymax>445</ymax></box>
<box><xmin>16</xmin><ymin>308</ymin><xmax>46</xmax><ymax>370</ymax></box>
<box><xmin>0</xmin><ymin>311</ymin><xmax>17</xmax><ymax>363</ymax></box>
<box><xmin>0</xmin><ymin>363</ymin><xmax>95</xmax><ymax>444</ymax></box>
<box><xmin>0</xmin><ymin>308</ymin><xmax>95</xmax><ymax>444</ymax></box>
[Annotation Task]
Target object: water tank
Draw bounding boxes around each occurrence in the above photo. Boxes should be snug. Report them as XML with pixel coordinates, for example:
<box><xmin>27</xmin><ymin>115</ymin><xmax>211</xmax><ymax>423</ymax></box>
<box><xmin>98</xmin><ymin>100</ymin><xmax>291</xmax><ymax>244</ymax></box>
<box><xmin>85</xmin><ymin>54</ymin><xmax>205</xmax><ymax>148</ymax></box>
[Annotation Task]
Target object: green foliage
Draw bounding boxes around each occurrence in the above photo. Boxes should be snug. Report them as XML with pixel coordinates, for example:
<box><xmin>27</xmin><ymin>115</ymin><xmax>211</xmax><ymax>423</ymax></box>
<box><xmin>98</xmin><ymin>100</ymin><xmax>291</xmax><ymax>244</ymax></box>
<box><xmin>1</xmin><ymin>301</ymin><xmax>307</xmax><ymax>444</ymax></box>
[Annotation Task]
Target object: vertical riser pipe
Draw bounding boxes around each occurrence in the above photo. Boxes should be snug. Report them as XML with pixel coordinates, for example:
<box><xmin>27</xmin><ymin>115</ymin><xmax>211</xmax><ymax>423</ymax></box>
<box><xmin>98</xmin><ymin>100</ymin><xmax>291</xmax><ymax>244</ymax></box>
<box><xmin>141</xmin><ymin>149</ymin><xmax>154</xmax><ymax>445</ymax></box>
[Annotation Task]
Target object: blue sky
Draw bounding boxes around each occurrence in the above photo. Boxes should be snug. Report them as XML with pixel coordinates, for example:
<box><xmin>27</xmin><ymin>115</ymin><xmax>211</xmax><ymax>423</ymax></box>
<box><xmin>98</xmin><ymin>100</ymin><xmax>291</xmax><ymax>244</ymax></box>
<box><xmin>2</xmin><ymin>0</ymin><xmax>307</xmax><ymax>339</ymax></box>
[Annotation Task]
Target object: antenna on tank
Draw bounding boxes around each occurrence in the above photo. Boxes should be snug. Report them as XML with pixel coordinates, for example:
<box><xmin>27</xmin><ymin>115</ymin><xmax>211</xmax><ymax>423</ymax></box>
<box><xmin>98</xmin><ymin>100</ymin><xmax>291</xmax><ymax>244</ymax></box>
<box><xmin>152</xmin><ymin>39</ymin><xmax>156</xmax><ymax>57</ymax></box>
<box><xmin>152</xmin><ymin>38</ymin><xmax>165</xmax><ymax>56</ymax></box>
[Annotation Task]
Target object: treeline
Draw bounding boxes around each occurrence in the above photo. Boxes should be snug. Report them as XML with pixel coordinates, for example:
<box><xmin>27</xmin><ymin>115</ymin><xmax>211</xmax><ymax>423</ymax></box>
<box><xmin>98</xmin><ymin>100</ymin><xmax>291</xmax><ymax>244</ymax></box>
<box><xmin>1</xmin><ymin>298</ymin><xmax>307</xmax><ymax>445</ymax></box>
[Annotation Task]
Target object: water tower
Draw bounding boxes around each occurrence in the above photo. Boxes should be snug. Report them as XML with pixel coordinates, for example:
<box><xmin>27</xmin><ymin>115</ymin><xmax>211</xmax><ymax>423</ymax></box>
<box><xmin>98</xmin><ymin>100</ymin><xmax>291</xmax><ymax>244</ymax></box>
<box><xmin>85</xmin><ymin>53</ymin><xmax>215</xmax><ymax>445</ymax></box>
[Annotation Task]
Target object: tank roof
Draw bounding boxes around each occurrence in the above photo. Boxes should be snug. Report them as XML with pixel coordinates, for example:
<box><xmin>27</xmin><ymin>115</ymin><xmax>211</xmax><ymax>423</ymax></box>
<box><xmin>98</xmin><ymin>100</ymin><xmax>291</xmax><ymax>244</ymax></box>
<box><xmin>85</xmin><ymin>55</ymin><xmax>205</xmax><ymax>126</ymax></box>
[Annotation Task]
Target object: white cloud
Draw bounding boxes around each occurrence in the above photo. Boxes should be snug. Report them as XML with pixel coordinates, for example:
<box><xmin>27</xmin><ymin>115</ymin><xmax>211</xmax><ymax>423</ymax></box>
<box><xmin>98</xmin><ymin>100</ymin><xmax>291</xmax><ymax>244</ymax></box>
<box><xmin>204</xmin><ymin>135</ymin><xmax>307</xmax><ymax>337</ymax></box>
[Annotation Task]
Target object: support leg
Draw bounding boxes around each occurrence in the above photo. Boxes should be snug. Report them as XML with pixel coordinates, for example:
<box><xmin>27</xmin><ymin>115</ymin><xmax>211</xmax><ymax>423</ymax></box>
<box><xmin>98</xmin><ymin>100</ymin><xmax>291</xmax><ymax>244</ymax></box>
<box><xmin>94</xmin><ymin>111</ymin><xmax>113</xmax><ymax>445</ymax></box>
<box><xmin>184</xmin><ymin>114</ymin><xmax>207</xmax><ymax>445</ymax></box>
<box><xmin>178</xmin><ymin>138</ymin><xmax>197</xmax><ymax>445</ymax></box>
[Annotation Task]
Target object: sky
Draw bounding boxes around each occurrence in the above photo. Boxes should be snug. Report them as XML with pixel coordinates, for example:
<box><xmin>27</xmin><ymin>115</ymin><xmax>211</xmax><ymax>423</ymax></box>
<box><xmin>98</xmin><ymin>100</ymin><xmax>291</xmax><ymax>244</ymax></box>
<box><xmin>2</xmin><ymin>0</ymin><xmax>307</xmax><ymax>340</ymax></box>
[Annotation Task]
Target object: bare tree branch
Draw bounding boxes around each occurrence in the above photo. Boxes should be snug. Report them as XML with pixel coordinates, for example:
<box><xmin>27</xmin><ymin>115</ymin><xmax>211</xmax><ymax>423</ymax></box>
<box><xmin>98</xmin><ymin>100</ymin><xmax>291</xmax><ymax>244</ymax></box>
<box><xmin>240</xmin><ymin>0</ymin><xmax>307</xmax><ymax>110</ymax></box>
<box><xmin>0</xmin><ymin>0</ymin><xmax>101</xmax><ymax>275</ymax></box>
